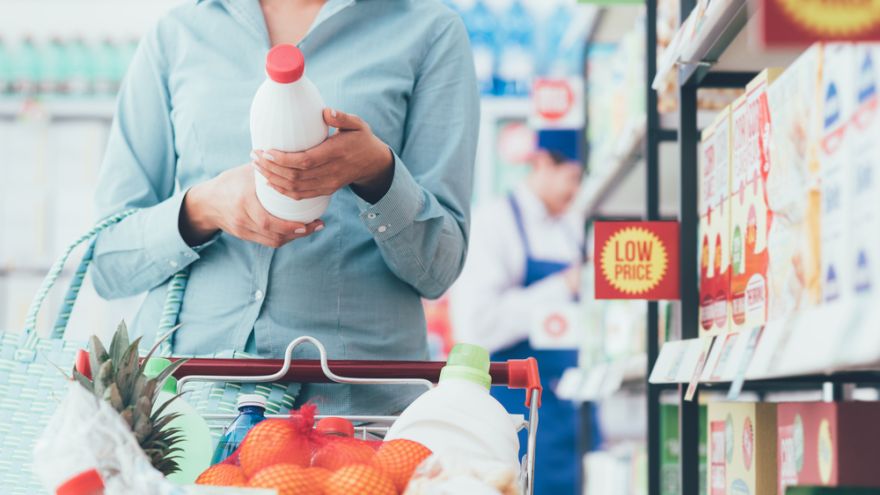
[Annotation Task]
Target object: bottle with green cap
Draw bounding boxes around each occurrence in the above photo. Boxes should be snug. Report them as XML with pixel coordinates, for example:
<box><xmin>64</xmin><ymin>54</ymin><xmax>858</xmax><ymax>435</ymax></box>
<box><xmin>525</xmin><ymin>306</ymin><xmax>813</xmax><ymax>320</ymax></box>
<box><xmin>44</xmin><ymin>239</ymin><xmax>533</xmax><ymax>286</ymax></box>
<box><xmin>143</xmin><ymin>358</ymin><xmax>213</xmax><ymax>484</ymax></box>
<box><xmin>385</xmin><ymin>343</ymin><xmax>519</xmax><ymax>468</ymax></box>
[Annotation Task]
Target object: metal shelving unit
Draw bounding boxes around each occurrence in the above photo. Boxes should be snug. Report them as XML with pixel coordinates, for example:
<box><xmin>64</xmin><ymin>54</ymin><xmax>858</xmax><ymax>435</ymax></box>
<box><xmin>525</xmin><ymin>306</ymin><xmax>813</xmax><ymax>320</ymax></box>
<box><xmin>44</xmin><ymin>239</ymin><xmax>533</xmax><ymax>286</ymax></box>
<box><xmin>643</xmin><ymin>1</ymin><xmax>880</xmax><ymax>494</ymax></box>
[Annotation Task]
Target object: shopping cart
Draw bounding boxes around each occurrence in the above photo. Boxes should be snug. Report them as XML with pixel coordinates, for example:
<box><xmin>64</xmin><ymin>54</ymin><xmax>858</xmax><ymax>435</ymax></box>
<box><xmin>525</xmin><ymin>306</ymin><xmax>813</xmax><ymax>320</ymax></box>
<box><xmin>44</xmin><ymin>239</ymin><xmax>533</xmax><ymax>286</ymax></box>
<box><xmin>168</xmin><ymin>336</ymin><xmax>543</xmax><ymax>494</ymax></box>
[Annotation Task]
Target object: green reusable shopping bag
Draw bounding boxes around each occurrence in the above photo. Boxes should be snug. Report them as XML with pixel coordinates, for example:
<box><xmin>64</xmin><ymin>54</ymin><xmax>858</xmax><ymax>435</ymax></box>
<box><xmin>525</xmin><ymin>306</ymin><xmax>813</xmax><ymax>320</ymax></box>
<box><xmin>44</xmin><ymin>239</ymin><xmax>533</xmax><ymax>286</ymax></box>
<box><xmin>0</xmin><ymin>211</ymin><xmax>299</xmax><ymax>494</ymax></box>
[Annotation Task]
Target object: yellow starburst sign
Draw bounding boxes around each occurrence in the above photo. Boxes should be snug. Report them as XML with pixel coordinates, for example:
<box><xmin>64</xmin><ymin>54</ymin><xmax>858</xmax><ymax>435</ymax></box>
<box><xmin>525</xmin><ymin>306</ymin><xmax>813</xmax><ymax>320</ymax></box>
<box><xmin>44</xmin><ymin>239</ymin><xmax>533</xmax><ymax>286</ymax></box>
<box><xmin>762</xmin><ymin>0</ymin><xmax>880</xmax><ymax>45</ymax></box>
<box><xmin>594</xmin><ymin>222</ymin><xmax>680</xmax><ymax>300</ymax></box>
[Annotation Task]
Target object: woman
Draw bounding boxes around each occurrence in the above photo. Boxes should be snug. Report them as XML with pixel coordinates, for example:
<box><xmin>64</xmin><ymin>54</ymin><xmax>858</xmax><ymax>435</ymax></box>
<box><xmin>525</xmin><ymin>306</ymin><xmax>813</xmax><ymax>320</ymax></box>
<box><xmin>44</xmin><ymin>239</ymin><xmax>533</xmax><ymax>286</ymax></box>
<box><xmin>91</xmin><ymin>0</ymin><xmax>478</xmax><ymax>415</ymax></box>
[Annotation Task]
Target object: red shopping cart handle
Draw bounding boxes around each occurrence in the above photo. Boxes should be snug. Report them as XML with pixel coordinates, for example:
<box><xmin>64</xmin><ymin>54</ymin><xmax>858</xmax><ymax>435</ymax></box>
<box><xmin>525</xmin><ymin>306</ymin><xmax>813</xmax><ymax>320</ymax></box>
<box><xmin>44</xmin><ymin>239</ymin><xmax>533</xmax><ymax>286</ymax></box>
<box><xmin>74</xmin><ymin>351</ymin><xmax>543</xmax><ymax>408</ymax></box>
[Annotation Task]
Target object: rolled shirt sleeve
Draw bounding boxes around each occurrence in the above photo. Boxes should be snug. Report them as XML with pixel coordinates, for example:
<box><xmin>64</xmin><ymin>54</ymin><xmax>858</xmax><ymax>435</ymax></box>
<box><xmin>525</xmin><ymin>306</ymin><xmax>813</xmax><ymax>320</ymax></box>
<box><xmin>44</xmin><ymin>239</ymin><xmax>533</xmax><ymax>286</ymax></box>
<box><xmin>90</xmin><ymin>24</ymin><xmax>209</xmax><ymax>299</ymax></box>
<box><xmin>355</xmin><ymin>15</ymin><xmax>479</xmax><ymax>299</ymax></box>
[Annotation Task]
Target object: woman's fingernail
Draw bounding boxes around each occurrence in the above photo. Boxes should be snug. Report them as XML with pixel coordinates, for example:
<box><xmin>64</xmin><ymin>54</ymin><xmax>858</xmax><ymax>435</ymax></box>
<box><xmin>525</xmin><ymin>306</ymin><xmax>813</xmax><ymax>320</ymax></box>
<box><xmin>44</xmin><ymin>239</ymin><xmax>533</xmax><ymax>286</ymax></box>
<box><xmin>330</xmin><ymin>108</ymin><xmax>337</xmax><ymax>118</ymax></box>
<box><xmin>315</xmin><ymin>224</ymin><xmax>325</xmax><ymax>232</ymax></box>
<box><xmin>263</xmin><ymin>152</ymin><xmax>275</xmax><ymax>162</ymax></box>
<box><xmin>249</xmin><ymin>151</ymin><xmax>258</xmax><ymax>161</ymax></box>
<box><xmin>294</xmin><ymin>227</ymin><xmax>307</xmax><ymax>234</ymax></box>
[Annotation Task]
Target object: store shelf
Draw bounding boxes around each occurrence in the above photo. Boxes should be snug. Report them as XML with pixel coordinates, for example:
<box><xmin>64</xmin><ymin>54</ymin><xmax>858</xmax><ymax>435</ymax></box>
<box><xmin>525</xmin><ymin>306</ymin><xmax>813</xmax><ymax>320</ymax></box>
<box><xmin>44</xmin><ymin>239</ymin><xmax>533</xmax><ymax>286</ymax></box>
<box><xmin>576</xmin><ymin>116</ymin><xmax>646</xmax><ymax>220</ymax></box>
<box><xmin>558</xmin><ymin>354</ymin><xmax>648</xmax><ymax>402</ymax></box>
<box><xmin>0</xmin><ymin>97</ymin><xmax>116</xmax><ymax>122</ymax></box>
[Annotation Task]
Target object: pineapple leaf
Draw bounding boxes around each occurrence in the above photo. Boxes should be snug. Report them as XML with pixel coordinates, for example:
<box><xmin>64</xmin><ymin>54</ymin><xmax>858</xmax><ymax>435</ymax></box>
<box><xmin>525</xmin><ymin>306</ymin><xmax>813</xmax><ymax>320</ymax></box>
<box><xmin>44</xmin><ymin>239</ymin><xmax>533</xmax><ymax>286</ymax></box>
<box><xmin>72</xmin><ymin>370</ymin><xmax>94</xmax><ymax>394</ymax></box>
<box><xmin>139</xmin><ymin>324</ymin><xmax>182</xmax><ymax>375</ymax></box>
<box><xmin>150</xmin><ymin>392</ymin><xmax>186</xmax><ymax>423</ymax></box>
<box><xmin>107</xmin><ymin>384</ymin><xmax>124</xmax><ymax>411</ymax></box>
<box><xmin>116</xmin><ymin>338</ymin><xmax>142</xmax><ymax>405</ymax></box>
<box><xmin>119</xmin><ymin>409</ymin><xmax>134</xmax><ymax>429</ymax></box>
<box><xmin>88</xmin><ymin>336</ymin><xmax>108</xmax><ymax>381</ymax></box>
<box><xmin>154</xmin><ymin>358</ymin><xmax>188</xmax><ymax>394</ymax></box>
<box><xmin>95</xmin><ymin>361</ymin><xmax>114</xmax><ymax>398</ymax></box>
<box><xmin>108</xmin><ymin>321</ymin><xmax>130</xmax><ymax>372</ymax></box>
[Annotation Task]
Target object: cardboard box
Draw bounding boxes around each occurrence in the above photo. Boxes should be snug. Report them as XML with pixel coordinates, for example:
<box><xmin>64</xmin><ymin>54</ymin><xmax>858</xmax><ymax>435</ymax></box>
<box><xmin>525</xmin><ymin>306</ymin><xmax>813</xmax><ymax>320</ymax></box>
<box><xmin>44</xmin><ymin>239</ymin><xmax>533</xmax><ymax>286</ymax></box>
<box><xmin>707</xmin><ymin>402</ymin><xmax>778</xmax><ymax>495</ymax></box>
<box><xmin>730</xmin><ymin>69</ymin><xmax>782</xmax><ymax>334</ymax></box>
<box><xmin>766</xmin><ymin>45</ymin><xmax>824</xmax><ymax>320</ymax></box>
<box><xmin>819</xmin><ymin>44</ymin><xmax>855</xmax><ymax>306</ymax></box>
<box><xmin>777</xmin><ymin>402</ymin><xmax>880</xmax><ymax>493</ymax></box>
<box><xmin>700</xmin><ymin>108</ymin><xmax>733</xmax><ymax>336</ymax></box>
<box><xmin>661</xmin><ymin>403</ymin><xmax>708</xmax><ymax>495</ymax></box>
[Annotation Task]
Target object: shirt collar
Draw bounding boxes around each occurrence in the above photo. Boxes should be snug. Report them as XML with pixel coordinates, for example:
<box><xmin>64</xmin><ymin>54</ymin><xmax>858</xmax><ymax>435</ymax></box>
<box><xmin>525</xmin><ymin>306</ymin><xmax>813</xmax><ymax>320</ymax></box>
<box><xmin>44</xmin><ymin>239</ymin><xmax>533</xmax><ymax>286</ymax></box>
<box><xmin>514</xmin><ymin>184</ymin><xmax>554</xmax><ymax>223</ymax></box>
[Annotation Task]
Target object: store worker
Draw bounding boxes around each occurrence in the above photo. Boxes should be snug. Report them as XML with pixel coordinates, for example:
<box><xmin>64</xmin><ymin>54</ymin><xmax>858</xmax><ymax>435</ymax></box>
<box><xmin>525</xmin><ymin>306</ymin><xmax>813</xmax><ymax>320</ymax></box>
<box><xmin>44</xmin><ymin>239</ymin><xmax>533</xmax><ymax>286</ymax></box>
<box><xmin>450</xmin><ymin>128</ymin><xmax>585</xmax><ymax>495</ymax></box>
<box><xmin>90</xmin><ymin>0</ymin><xmax>477</xmax><ymax>415</ymax></box>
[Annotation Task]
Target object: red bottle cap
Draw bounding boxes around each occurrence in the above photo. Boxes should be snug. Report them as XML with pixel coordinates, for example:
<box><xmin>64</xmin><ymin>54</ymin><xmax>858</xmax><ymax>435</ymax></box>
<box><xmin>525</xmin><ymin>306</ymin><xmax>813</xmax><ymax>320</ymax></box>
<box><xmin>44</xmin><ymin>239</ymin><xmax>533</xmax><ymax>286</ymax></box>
<box><xmin>56</xmin><ymin>469</ymin><xmax>104</xmax><ymax>495</ymax></box>
<box><xmin>266</xmin><ymin>44</ymin><xmax>304</xmax><ymax>84</ymax></box>
<box><xmin>316</xmin><ymin>417</ymin><xmax>355</xmax><ymax>437</ymax></box>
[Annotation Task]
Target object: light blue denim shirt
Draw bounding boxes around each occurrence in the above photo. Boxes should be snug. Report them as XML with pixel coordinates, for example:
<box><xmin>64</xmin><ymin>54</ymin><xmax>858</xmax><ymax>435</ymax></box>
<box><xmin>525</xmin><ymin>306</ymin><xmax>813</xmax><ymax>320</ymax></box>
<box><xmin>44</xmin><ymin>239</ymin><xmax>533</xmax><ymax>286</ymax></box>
<box><xmin>91</xmin><ymin>0</ymin><xmax>478</xmax><ymax>414</ymax></box>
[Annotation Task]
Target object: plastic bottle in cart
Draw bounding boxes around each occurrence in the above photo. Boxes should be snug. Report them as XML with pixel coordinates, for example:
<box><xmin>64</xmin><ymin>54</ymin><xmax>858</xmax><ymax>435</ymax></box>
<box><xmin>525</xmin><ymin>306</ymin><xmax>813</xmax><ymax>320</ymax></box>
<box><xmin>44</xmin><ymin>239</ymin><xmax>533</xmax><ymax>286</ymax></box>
<box><xmin>496</xmin><ymin>0</ymin><xmax>535</xmax><ymax>97</ymax></box>
<box><xmin>384</xmin><ymin>343</ymin><xmax>520</xmax><ymax>468</ymax></box>
<box><xmin>211</xmin><ymin>394</ymin><xmax>267</xmax><ymax>464</ymax></box>
<box><xmin>251</xmin><ymin>43</ymin><xmax>330</xmax><ymax>222</ymax></box>
<box><xmin>143</xmin><ymin>358</ymin><xmax>213</xmax><ymax>485</ymax></box>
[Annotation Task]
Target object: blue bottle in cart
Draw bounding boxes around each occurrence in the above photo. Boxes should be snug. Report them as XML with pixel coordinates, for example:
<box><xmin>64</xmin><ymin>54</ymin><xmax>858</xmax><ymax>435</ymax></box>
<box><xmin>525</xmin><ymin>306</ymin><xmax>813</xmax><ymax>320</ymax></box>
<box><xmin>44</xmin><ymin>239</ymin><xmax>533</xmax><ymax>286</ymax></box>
<box><xmin>211</xmin><ymin>394</ymin><xmax>267</xmax><ymax>464</ymax></box>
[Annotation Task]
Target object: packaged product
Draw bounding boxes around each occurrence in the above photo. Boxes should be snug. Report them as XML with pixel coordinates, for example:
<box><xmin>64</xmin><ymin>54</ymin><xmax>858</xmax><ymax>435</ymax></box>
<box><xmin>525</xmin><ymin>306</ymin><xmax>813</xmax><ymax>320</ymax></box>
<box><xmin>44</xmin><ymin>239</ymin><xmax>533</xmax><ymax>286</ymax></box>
<box><xmin>730</xmin><ymin>69</ymin><xmax>782</xmax><ymax>334</ymax></box>
<box><xmin>847</xmin><ymin>43</ymin><xmax>880</xmax><ymax>296</ymax></box>
<box><xmin>766</xmin><ymin>44</ymin><xmax>824</xmax><ymax>320</ymax></box>
<box><xmin>706</xmin><ymin>402</ymin><xmax>777</xmax><ymax>495</ymax></box>
<box><xmin>777</xmin><ymin>402</ymin><xmax>880</xmax><ymax>493</ymax></box>
<box><xmin>818</xmin><ymin>44</ymin><xmax>855</xmax><ymax>306</ymax></box>
<box><xmin>699</xmin><ymin>107</ymin><xmax>732</xmax><ymax>336</ymax></box>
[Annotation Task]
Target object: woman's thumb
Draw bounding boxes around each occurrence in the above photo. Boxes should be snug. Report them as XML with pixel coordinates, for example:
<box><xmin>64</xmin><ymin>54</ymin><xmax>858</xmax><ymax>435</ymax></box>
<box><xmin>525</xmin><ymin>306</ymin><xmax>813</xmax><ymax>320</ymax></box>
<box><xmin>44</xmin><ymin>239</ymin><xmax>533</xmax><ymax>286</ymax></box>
<box><xmin>324</xmin><ymin>108</ymin><xmax>365</xmax><ymax>131</ymax></box>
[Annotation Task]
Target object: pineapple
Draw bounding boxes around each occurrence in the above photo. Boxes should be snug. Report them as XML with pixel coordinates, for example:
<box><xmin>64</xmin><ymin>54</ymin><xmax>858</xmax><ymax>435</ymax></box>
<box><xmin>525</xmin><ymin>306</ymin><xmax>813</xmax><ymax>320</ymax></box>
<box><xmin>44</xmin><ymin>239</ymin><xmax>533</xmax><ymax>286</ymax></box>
<box><xmin>72</xmin><ymin>321</ymin><xmax>189</xmax><ymax>476</ymax></box>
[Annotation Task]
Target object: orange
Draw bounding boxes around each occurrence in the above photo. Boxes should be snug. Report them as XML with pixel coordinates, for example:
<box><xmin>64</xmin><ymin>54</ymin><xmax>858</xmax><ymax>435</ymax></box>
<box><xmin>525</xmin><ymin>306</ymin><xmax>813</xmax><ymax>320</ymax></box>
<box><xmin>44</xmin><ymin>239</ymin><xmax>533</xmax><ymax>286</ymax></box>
<box><xmin>195</xmin><ymin>464</ymin><xmax>247</xmax><ymax>487</ymax></box>
<box><xmin>239</xmin><ymin>419</ymin><xmax>312</xmax><ymax>477</ymax></box>
<box><xmin>249</xmin><ymin>463</ymin><xmax>322</xmax><ymax>495</ymax></box>
<box><xmin>306</xmin><ymin>466</ymin><xmax>333</xmax><ymax>487</ymax></box>
<box><xmin>312</xmin><ymin>438</ymin><xmax>377</xmax><ymax>471</ymax></box>
<box><xmin>324</xmin><ymin>465</ymin><xmax>397</xmax><ymax>495</ymax></box>
<box><xmin>372</xmin><ymin>439</ymin><xmax>432</xmax><ymax>492</ymax></box>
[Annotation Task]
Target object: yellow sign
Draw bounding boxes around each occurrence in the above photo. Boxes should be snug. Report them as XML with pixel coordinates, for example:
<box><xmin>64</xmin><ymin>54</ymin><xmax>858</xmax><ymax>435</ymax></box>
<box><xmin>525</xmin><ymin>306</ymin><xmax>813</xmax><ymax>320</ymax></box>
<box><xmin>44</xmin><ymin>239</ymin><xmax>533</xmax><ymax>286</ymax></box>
<box><xmin>775</xmin><ymin>0</ymin><xmax>880</xmax><ymax>36</ymax></box>
<box><xmin>817</xmin><ymin>419</ymin><xmax>834</xmax><ymax>484</ymax></box>
<box><xmin>600</xmin><ymin>227</ymin><xmax>668</xmax><ymax>296</ymax></box>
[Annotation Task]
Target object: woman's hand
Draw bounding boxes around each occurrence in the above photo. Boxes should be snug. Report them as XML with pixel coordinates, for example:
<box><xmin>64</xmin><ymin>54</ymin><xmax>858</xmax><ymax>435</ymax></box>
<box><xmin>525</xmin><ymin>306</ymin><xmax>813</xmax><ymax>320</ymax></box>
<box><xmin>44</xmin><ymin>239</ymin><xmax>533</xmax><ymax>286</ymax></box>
<box><xmin>180</xmin><ymin>163</ymin><xmax>324</xmax><ymax>248</ymax></box>
<box><xmin>252</xmin><ymin>108</ymin><xmax>395</xmax><ymax>204</ymax></box>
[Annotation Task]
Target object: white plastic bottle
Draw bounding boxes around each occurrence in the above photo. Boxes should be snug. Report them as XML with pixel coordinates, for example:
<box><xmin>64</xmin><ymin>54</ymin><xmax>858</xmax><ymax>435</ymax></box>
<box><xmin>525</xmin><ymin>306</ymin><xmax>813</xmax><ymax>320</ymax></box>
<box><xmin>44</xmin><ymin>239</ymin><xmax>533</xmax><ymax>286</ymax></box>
<box><xmin>385</xmin><ymin>344</ymin><xmax>520</xmax><ymax>468</ymax></box>
<box><xmin>250</xmin><ymin>44</ymin><xmax>329</xmax><ymax>223</ymax></box>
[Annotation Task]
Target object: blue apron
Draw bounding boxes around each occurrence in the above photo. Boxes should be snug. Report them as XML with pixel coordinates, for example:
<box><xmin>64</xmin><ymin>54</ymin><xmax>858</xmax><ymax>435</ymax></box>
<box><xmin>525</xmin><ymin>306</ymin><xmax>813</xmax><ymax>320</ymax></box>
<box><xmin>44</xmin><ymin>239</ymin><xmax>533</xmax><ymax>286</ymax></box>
<box><xmin>490</xmin><ymin>194</ymin><xmax>580</xmax><ymax>495</ymax></box>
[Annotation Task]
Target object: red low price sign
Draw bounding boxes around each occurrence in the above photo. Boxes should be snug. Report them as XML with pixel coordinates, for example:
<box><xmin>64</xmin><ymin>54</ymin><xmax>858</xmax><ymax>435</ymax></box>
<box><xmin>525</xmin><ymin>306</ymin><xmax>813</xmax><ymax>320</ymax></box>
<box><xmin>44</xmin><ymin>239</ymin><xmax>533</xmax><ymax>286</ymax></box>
<box><xmin>594</xmin><ymin>221</ymin><xmax>680</xmax><ymax>300</ymax></box>
<box><xmin>759</xmin><ymin>0</ymin><xmax>880</xmax><ymax>46</ymax></box>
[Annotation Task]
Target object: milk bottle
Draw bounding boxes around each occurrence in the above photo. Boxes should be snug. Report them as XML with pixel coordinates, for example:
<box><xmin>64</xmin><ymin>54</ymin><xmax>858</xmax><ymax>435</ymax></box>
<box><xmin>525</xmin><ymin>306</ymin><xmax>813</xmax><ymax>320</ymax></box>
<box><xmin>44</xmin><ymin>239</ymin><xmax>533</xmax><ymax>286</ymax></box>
<box><xmin>251</xmin><ymin>44</ymin><xmax>329</xmax><ymax>223</ymax></box>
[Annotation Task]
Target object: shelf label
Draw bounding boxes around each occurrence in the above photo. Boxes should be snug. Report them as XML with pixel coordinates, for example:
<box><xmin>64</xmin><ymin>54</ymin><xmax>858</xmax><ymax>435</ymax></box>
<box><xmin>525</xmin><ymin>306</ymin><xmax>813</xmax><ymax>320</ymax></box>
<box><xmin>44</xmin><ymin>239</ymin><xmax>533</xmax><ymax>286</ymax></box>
<box><xmin>595</xmin><ymin>221</ymin><xmax>680</xmax><ymax>300</ymax></box>
<box><xmin>760</xmin><ymin>0</ymin><xmax>880</xmax><ymax>46</ymax></box>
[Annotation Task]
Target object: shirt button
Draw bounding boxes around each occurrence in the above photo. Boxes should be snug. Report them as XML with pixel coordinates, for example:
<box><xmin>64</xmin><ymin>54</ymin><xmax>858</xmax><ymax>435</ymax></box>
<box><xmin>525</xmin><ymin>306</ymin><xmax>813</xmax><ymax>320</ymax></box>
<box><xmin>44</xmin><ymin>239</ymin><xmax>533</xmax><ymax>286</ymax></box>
<box><xmin>254</xmin><ymin>290</ymin><xmax>264</xmax><ymax>301</ymax></box>
<box><xmin>377</xmin><ymin>225</ymin><xmax>388</xmax><ymax>233</ymax></box>
<box><xmin>169</xmin><ymin>260</ymin><xmax>179</xmax><ymax>268</ymax></box>
<box><xmin>367</xmin><ymin>213</ymin><xmax>377</xmax><ymax>220</ymax></box>
<box><xmin>183</xmin><ymin>252</ymin><xmax>193</xmax><ymax>258</ymax></box>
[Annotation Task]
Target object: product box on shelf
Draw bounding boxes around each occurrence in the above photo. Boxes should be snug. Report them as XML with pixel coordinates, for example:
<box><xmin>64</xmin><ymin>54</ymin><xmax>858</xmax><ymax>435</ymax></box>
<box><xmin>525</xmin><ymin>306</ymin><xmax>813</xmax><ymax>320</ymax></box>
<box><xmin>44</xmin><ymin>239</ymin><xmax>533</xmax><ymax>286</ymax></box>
<box><xmin>819</xmin><ymin>44</ymin><xmax>855</xmax><ymax>307</ymax></box>
<box><xmin>777</xmin><ymin>402</ymin><xmax>880</xmax><ymax>493</ymax></box>
<box><xmin>700</xmin><ymin>107</ymin><xmax>732</xmax><ymax>337</ymax></box>
<box><xmin>786</xmin><ymin>488</ymin><xmax>880</xmax><ymax>495</ymax></box>
<box><xmin>847</xmin><ymin>43</ymin><xmax>880</xmax><ymax>297</ymax></box>
<box><xmin>661</xmin><ymin>403</ymin><xmax>707</xmax><ymax>495</ymax></box>
<box><xmin>730</xmin><ymin>69</ymin><xmax>783</xmax><ymax>336</ymax></box>
<box><xmin>766</xmin><ymin>44</ymin><xmax>824</xmax><ymax>320</ymax></box>
<box><xmin>707</xmin><ymin>402</ymin><xmax>778</xmax><ymax>495</ymax></box>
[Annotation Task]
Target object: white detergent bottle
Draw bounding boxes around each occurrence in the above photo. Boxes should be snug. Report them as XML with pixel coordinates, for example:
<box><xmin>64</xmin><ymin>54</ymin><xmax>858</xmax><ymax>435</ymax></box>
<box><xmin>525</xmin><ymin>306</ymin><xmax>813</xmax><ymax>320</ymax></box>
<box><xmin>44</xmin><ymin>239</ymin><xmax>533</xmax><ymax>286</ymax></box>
<box><xmin>250</xmin><ymin>43</ymin><xmax>329</xmax><ymax>223</ymax></box>
<box><xmin>385</xmin><ymin>343</ymin><xmax>520</xmax><ymax>468</ymax></box>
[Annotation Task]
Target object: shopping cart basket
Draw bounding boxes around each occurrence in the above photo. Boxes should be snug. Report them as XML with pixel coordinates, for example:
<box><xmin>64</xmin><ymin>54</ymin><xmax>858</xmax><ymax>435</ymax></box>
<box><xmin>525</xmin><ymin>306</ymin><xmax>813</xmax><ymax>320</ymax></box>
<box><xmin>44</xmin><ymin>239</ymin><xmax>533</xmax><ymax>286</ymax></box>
<box><xmin>150</xmin><ymin>336</ymin><xmax>542</xmax><ymax>494</ymax></box>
